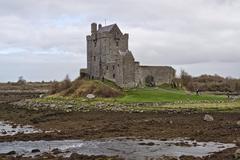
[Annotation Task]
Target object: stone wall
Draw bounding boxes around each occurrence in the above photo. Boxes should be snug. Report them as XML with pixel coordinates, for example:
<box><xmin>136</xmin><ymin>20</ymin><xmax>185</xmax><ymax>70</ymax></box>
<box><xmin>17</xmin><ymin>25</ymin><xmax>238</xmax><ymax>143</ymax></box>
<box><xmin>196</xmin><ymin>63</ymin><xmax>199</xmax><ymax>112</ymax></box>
<box><xmin>120</xmin><ymin>51</ymin><xmax>136</xmax><ymax>88</ymax></box>
<box><xmin>135</xmin><ymin>65</ymin><xmax>176</xmax><ymax>87</ymax></box>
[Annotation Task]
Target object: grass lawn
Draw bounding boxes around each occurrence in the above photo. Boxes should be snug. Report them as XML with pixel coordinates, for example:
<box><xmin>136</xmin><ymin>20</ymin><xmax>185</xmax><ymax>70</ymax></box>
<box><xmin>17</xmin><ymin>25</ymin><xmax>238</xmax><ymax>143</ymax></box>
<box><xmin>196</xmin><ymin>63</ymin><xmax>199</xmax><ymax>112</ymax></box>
<box><xmin>117</xmin><ymin>87</ymin><xmax>227</xmax><ymax>103</ymax></box>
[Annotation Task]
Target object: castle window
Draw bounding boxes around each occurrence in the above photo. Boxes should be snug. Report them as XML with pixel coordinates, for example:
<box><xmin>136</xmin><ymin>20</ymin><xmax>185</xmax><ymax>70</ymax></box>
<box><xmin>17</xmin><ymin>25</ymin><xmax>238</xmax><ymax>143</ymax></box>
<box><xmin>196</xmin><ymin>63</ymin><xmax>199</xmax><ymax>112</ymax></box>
<box><xmin>116</xmin><ymin>41</ymin><xmax>119</xmax><ymax>47</ymax></box>
<box><xmin>112</xmin><ymin>65</ymin><xmax>115</xmax><ymax>70</ymax></box>
<box><xmin>113</xmin><ymin>74</ymin><xmax>115</xmax><ymax>79</ymax></box>
<box><xmin>106</xmin><ymin>66</ymin><xmax>108</xmax><ymax>70</ymax></box>
<box><xmin>94</xmin><ymin>40</ymin><xmax>97</xmax><ymax>47</ymax></box>
<box><xmin>118</xmin><ymin>64</ymin><xmax>120</xmax><ymax>67</ymax></box>
<box><xmin>94</xmin><ymin>56</ymin><xmax>96</xmax><ymax>61</ymax></box>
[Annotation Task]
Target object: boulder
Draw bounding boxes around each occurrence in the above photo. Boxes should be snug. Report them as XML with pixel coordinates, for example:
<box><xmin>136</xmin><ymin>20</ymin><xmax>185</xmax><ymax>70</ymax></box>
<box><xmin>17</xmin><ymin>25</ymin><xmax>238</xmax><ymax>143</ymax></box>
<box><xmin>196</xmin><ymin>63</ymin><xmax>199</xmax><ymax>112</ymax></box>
<box><xmin>86</xmin><ymin>94</ymin><xmax>95</xmax><ymax>99</ymax></box>
<box><xmin>31</xmin><ymin>149</ymin><xmax>40</xmax><ymax>153</ymax></box>
<box><xmin>1</xmin><ymin>129</ymin><xmax>7</xmax><ymax>135</ymax></box>
<box><xmin>237</xmin><ymin>121</ymin><xmax>240</xmax><ymax>126</ymax></box>
<box><xmin>51</xmin><ymin>148</ymin><xmax>62</xmax><ymax>155</ymax></box>
<box><xmin>203</xmin><ymin>114</ymin><xmax>214</xmax><ymax>122</ymax></box>
<box><xmin>234</xmin><ymin>149</ymin><xmax>240</xmax><ymax>159</ymax></box>
<box><xmin>6</xmin><ymin>151</ymin><xmax>16</xmax><ymax>155</ymax></box>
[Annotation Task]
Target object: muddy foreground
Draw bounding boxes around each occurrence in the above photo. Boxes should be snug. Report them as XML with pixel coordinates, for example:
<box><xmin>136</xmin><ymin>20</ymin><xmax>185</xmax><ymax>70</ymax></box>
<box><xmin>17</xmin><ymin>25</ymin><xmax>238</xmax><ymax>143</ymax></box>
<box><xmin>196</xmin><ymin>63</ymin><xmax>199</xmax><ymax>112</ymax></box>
<box><xmin>0</xmin><ymin>93</ymin><xmax>239</xmax><ymax>160</ymax></box>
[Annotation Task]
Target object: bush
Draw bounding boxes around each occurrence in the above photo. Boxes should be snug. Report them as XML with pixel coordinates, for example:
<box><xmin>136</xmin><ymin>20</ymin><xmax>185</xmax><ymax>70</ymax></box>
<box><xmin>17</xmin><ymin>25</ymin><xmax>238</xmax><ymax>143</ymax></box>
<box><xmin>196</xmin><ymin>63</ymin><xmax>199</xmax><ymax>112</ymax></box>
<box><xmin>50</xmin><ymin>75</ymin><xmax>72</xmax><ymax>94</ymax></box>
<box><xmin>17</xmin><ymin>76</ymin><xmax>26</xmax><ymax>85</ymax></box>
<box><xmin>179</xmin><ymin>71</ymin><xmax>240</xmax><ymax>92</ymax></box>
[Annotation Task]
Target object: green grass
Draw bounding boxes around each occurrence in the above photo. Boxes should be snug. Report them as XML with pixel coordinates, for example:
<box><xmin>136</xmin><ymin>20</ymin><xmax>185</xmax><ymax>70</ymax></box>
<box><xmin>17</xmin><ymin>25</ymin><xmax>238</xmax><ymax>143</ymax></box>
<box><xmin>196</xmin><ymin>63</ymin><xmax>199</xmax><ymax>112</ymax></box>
<box><xmin>42</xmin><ymin>87</ymin><xmax>228</xmax><ymax>104</ymax></box>
<box><xmin>160</xmin><ymin>101</ymin><xmax>240</xmax><ymax>112</ymax></box>
<box><xmin>117</xmin><ymin>87</ymin><xmax>227</xmax><ymax>103</ymax></box>
<box><xmin>33</xmin><ymin>87</ymin><xmax>240</xmax><ymax>113</ymax></box>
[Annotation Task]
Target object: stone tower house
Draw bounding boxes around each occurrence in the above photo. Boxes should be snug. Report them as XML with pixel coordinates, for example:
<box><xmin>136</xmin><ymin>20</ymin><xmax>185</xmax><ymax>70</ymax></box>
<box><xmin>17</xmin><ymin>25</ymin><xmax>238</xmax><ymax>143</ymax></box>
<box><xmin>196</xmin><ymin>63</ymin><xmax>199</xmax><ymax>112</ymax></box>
<box><xmin>80</xmin><ymin>23</ymin><xmax>175</xmax><ymax>88</ymax></box>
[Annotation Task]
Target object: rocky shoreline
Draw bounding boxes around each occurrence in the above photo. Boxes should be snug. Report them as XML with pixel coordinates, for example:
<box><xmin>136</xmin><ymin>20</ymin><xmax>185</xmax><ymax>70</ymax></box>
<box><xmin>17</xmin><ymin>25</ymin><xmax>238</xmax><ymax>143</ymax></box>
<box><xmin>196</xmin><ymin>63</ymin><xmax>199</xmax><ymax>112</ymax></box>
<box><xmin>12</xmin><ymin>98</ymin><xmax>216</xmax><ymax>113</ymax></box>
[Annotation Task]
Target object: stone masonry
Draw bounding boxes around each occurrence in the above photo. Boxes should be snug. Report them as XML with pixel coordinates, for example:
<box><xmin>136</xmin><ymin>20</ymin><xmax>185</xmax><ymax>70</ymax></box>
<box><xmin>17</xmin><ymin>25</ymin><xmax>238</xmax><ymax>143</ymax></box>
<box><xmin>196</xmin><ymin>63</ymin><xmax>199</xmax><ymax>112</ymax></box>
<box><xmin>80</xmin><ymin>23</ymin><xmax>176</xmax><ymax>88</ymax></box>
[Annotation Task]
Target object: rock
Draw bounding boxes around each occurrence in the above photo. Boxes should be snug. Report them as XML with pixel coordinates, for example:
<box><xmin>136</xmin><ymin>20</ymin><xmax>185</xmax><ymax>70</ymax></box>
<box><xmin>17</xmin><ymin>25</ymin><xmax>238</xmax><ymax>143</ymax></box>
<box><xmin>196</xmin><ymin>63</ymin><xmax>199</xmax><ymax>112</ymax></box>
<box><xmin>86</xmin><ymin>94</ymin><xmax>95</xmax><ymax>99</ymax></box>
<box><xmin>51</xmin><ymin>148</ymin><xmax>62</xmax><ymax>155</ymax></box>
<box><xmin>12</xmin><ymin>124</ymin><xmax>18</xmax><ymax>128</ymax></box>
<box><xmin>50</xmin><ymin>104</ymin><xmax>56</xmax><ymax>108</ymax></box>
<box><xmin>66</xmin><ymin>105</ymin><xmax>73</xmax><ymax>108</ymax></box>
<box><xmin>203</xmin><ymin>114</ymin><xmax>214</xmax><ymax>122</ymax></box>
<box><xmin>1</xmin><ymin>129</ymin><xmax>7</xmax><ymax>135</ymax></box>
<box><xmin>31</xmin><ymin>149</ymin><xmax>40</xmax><ymax>153</ymax></box>
<box><xmin>180</xmin><ymin>155</ymin><xmax>202</xmax><ymax>160</ymax></box>
<box><xmin>138</xmin><ymin>142</ymin><xmax>155</xmax><ymax>146</ymax></box>
<box><xmin>70</xmin><ymin>153</ymin><xmax>82</xmax><ymax>159</ymax></box>
<box><xmin>159</xmin><ymin>156</ymin><xmax>178</xmax><ymax>160</ymax></box>
<box><xmin>237</xmin><ymin>121</ymin><xmax>240</xmax><ymax>126</ymax></box>
<box><xmin>234</xmin><ymin>149</ymin><xmax>240</xmax><ymax>159</ymax></box>
<box><xmin>6</xmin><ymin>151</ymin><xmax>16</xmax><ymax>155</ymax></box>
<box><xmin>236</xmin><ymin>138</ymin><xmax>240</xmax><ymax>147</ymax></box>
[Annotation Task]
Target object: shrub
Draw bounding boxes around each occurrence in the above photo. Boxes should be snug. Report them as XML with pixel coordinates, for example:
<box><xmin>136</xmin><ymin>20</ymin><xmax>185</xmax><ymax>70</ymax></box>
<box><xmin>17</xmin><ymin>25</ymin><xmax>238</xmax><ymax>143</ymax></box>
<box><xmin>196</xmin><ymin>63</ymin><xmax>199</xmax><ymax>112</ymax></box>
<box><xmin>50</xmin><ymin>75</ymin><xmax>72</xmax><ymax>94</ymax></box>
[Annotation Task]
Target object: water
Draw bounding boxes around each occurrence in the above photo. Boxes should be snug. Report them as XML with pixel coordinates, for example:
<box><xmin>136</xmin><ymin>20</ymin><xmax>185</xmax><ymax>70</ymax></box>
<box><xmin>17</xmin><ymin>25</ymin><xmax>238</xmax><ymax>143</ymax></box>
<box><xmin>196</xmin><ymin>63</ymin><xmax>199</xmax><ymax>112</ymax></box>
<box><xmin>0</xmin><ymin>121</ymin><xmax>42</xmax><ymax>136</ymax></box>
<box><xmin>0</xmin><ymin>138</ymin><xmax>235</xmax><ymax>159</ymax></box>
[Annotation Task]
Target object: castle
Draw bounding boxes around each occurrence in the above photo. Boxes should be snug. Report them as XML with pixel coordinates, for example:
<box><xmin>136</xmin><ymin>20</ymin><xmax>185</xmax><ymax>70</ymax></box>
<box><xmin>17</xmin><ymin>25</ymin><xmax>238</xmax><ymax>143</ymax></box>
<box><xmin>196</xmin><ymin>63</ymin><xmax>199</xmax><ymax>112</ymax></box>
<box><xmin>80</xmin><ymin>23</ymin><xmax>175</xmax><ymax>88</ymax></box>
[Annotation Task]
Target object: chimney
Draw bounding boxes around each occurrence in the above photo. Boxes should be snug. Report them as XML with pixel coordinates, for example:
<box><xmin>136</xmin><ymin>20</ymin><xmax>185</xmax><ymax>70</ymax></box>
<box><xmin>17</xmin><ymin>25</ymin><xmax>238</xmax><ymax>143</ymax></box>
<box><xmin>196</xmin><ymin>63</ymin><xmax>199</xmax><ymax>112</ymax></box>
<box><xmin>91</xmin><ymin>23</ymin><xmax>97</xmax><ymax>34</ymax></box>
<box><xmin>98</xmin><ymin>24</ymin><xmax>102</xmax><ymax>30</ymax></box>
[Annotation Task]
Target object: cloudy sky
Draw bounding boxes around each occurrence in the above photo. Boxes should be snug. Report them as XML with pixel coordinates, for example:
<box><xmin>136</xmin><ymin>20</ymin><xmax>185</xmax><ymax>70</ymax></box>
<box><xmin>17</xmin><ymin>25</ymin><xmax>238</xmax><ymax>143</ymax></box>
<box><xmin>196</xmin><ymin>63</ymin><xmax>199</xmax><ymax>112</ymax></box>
<box><xmin>0</xmin><ymin>0</ymin><xmax>240</xmax><ymax>82</ymax></box>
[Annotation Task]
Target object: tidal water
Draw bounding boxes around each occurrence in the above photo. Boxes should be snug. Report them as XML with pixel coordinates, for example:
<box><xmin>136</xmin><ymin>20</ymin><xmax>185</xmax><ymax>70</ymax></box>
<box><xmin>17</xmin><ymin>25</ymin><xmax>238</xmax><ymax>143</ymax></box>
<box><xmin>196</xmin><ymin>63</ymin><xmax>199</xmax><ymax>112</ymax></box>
<box><xmin>0</xmin><ymin>121</ymin><xmax>41</xmax><ymax>136</ymax></box>
<box><xmin>0</xmin><ymin>138</ymin><xmax>235</xmax><ymax>159</ymax></box>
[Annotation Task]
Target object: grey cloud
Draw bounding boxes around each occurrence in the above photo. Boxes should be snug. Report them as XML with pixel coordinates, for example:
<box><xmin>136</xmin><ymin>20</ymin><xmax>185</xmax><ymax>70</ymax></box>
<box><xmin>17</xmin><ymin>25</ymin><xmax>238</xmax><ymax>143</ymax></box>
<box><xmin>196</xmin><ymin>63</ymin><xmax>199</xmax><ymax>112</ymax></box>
<box><xmin>0</xmin><ymin>0</ymin><xmax>240</xmax><ymax>81</ymax></box>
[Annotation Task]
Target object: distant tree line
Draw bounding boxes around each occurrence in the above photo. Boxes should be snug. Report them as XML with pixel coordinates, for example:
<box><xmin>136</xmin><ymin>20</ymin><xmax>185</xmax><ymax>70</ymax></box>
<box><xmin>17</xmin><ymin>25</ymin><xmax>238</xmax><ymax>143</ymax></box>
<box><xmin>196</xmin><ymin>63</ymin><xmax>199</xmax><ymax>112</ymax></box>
<box><xmin>172</xmin><ymin>70</ymin><xmax>240</xmax><ymax>93</ymax></box>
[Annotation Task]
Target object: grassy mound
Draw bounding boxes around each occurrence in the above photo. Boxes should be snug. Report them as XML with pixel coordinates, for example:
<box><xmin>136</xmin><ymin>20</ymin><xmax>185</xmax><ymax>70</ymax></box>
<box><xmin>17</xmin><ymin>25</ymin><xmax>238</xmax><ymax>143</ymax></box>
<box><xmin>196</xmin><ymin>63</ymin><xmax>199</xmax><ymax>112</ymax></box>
<box><xmin>118</xmin><ymin>87</ymin><xmax>227</xmax><ymax>103</ymax></box>
<box><xmin>56</xmin><ymin>79</ymin><xmax>122</xmax><ymax>98</ymax></box>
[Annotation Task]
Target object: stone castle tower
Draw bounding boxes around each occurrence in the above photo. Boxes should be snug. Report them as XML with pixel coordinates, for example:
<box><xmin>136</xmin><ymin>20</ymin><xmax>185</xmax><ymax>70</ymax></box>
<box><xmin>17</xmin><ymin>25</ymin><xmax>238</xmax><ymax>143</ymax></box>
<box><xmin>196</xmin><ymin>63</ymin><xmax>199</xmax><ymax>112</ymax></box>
<box><xmin>80</xmin><ymin>23</ymin><xmax>175</xmax><ymax>88</ymax></box>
